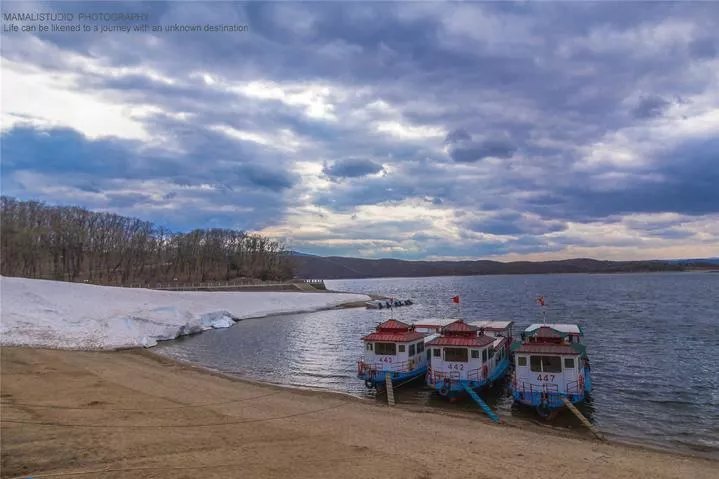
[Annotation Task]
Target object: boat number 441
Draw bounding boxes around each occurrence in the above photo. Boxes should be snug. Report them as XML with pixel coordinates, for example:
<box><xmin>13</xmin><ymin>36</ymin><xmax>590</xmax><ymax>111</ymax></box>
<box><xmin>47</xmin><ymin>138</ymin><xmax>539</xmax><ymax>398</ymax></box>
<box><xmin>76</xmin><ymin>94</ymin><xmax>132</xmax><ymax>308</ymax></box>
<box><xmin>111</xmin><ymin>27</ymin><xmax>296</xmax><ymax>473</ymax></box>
<box><xmin>536</xmin><ymin>374</ymin><xmax>555</xmax><ymax>381</ymax></box>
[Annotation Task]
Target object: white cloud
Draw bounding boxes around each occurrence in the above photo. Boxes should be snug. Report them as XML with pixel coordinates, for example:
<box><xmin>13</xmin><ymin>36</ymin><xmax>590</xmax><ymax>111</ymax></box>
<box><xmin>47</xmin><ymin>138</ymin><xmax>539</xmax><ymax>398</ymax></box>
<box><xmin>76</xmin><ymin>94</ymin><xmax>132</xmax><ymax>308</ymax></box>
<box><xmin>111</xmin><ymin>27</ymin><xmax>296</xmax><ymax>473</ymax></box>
<box><xmin>1</xmin><ymin>58</ymin><xmax>152</xmax><ymax>141</ymax></box>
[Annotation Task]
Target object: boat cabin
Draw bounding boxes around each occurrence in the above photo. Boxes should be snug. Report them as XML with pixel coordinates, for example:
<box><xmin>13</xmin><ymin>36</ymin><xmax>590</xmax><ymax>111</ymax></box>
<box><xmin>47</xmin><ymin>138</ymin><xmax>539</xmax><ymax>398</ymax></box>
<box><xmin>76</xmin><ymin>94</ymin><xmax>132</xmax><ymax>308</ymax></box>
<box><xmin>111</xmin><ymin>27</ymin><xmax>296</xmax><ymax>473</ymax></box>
<box><xmin>512</xmin><ymin>325</ymin><xmax>588</xmax><ymax>399</ymax></box>
<box><xmin>358</xmin><ymin>319</ymin><xmax>428</xmax><ymax>380</ymax></box>
<box><xmin>469</xmin><ymin>320</ymin><xmax>514</xmax><ymax>339</ymax></box>
<box><xmin>426</xmin><ymin>320</ymin><xmax>510</xmax><ymax>386</ymax></box>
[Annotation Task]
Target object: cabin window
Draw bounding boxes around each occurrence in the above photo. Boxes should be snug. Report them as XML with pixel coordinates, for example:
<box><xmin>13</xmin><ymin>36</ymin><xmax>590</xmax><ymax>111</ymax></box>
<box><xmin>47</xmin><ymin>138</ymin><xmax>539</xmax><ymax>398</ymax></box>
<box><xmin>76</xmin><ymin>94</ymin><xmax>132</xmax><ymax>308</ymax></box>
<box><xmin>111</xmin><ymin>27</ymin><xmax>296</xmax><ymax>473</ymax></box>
<box><xmin>433</xmin><ymin>348</ymin><xmax>441</xmax><ymax>357</ymax></box>
<box><xmin>564</xmin><ymin>358</ymin><xmax>575</xmax><ymax>369</ymax></box>
<box><xmin>366</xmin><ymin>343</ymin><xmax>373</xmax><ymax>351</ymax></box>
<box><xmin>417</xmin><ymin>342</ymin><xmax>424</xmax><ymax>354</ymax></box>
<box><xmin>530</xmin><ymin>355</ymin><xmax>562</xmax><ymax>373</ymax></box>
<box><xmin>488</xmin><ymin>348</ymin><xmax>495</xmax><ymax>359</ymax></box>
<box><xmin>444</xmin><ymin>348</ymin><xmax>468</xmax><ymax>362</ymax></box>
<box><xmin>482</xmin><ymin>349</ymin><xmax>488</xmax><ymax>363</ymax></box>
<box><xmin>409</xmin><ymin>344</ymin><xmax>416</xmax><ymax>356</ymax></box>
<box><xmin>426</xmin><ymin>350</ymin><xmax>431</xmax><ymax>360</ymax></box>
<box><xmin>398</xmin><ymin>345</ymin><xmax>405</xmax><ymax>353</ymax></box>
<box><xmin>517</xmin><ymin>356</ymin><xmax>527</xmax><ymax>367</ymax></box>
<box><xmin>375</xmin><ymin>343</ymin><xmax>396</xmax><ymax>356</ymax></box>
<box><xmin>471</xmin><ymin>350</ymin><xmax>479</xmax><ymax>359</ymax></box>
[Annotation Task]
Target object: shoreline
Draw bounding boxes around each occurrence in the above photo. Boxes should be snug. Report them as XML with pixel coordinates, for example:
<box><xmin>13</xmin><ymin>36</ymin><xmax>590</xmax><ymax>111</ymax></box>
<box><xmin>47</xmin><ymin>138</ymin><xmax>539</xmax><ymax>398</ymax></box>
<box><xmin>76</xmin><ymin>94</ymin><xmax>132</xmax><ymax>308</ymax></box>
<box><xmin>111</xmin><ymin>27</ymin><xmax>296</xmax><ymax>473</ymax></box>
<box><xmin>3</xmin><ymin>347</ymin><xmax>716</xmax><ymax>479</ymax></box>
<box><xmin>145</xmin><ymin>348</ymin><xmax>717</xmax><ymax>461</ymax></box>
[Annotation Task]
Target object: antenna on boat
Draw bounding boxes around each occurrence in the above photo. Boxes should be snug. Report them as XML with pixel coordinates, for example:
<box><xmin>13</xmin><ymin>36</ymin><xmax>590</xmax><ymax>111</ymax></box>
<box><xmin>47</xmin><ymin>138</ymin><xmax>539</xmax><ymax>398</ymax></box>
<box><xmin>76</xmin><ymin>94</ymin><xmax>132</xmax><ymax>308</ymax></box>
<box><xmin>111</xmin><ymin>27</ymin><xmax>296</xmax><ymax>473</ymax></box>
<box><xmin>537</xmin><ymin>296</ymin><xmax>546</xmax><ymax>324</ymax></box>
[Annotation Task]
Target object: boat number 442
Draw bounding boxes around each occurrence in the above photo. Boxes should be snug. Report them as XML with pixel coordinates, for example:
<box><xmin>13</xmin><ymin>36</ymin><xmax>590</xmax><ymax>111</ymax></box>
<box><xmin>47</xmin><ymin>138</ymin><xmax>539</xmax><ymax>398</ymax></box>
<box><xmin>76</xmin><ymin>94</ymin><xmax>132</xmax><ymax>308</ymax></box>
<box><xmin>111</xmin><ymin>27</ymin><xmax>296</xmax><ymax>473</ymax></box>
<box><xmin>536</xmin><ymin>374</ymin><xmax>555</xmax><ymax>381</ymax></box>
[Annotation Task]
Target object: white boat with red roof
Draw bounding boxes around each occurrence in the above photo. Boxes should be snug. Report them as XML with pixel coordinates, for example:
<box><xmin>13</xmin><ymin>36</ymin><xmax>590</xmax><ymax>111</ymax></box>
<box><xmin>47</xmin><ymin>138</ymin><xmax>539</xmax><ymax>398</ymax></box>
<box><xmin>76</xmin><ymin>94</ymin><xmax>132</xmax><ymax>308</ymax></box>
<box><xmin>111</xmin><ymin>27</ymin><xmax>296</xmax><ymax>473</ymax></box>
<box><xmin>510</xmin><ymin>322</ymin><xmax>592</xmax><ymax>418</ymax></box>
<box><xmin>357</xmin><ymin>319</ymin><xmax>429</xmax><ymax>389</ymax></box>
<box><xmin>420</xmin><ymin>319</ymin><xmax>513</xmax><ymax>401</ymax></box>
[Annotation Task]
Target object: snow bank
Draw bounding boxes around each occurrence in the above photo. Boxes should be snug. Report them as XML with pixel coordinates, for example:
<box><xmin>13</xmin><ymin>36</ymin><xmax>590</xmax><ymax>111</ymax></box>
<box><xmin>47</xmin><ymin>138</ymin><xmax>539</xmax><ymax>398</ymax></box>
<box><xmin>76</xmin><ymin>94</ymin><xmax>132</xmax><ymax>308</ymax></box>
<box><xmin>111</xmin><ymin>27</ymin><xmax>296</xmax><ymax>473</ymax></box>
<box><xmin>0</xmin><ymin>276</ymin><xmax>370</xmax><ymax>350</ymax></box>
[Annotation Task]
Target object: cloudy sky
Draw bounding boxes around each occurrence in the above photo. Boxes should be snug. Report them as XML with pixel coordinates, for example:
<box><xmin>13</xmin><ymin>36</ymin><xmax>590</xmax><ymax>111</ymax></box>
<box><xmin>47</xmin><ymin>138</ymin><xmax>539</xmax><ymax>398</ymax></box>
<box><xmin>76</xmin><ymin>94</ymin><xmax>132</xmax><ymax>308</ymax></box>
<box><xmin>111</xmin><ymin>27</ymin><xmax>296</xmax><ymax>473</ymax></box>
<box><xmin>2</xmin><ymin>1</ymin><xmax>718</xmax><ymax>261</ymax></box>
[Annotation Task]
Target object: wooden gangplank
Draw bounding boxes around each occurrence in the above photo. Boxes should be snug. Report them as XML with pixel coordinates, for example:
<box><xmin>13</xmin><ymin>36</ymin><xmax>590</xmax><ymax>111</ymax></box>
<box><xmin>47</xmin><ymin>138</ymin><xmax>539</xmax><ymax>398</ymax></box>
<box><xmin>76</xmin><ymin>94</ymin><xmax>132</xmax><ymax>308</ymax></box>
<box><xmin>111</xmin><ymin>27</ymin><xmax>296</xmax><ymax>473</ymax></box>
<box><xmin>561</xmin><ymin>397</ymin><xmax>605</xmax><ymax>440</ymax></box>
<box><xmin>385</xmin><ymin>373</ymin><xmax>396</xmax><ymax>406</ymax></box>
<box><xmin>463</xmin><ymin>385</ymin><xmax>501</xmax><ymax>423</ymax></box>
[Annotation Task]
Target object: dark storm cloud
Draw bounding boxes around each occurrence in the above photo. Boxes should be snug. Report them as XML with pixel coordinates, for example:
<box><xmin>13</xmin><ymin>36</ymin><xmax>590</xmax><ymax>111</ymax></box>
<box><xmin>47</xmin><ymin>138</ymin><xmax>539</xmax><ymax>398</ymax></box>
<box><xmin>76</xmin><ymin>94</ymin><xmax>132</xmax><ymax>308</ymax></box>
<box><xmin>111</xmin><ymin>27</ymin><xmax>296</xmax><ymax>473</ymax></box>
<box><xmin>688</xmin><ymin>38</ymin><xmax>717</xmax><ymax>59</ymax></box>
<box><xmin>632</xmin><ymin>95</ymin><xmax>671</xmax><ymax>119</ymax></box>
<box><xmin>323</xmin><ymin>158</ymin><xmax>384</xmax><ymax>178</ymax></box>
<box><xmin>466</xmin><ymin>213</ymin><xmax>567</xmax><ymax>236</ymax></box>
<box><xmin>237</xmin><ymin>164</ymin><xmax>296</xmax><ymax>192</ymax></box>
<box><xmin>2</xmin><ymin>1</ymin><xmax>718</xmax><ymax>257</ymax></box>
<box><xmin>550</xmin><ymin>137</ymin><xmax>719</xmax><ymax>220</ymax></box>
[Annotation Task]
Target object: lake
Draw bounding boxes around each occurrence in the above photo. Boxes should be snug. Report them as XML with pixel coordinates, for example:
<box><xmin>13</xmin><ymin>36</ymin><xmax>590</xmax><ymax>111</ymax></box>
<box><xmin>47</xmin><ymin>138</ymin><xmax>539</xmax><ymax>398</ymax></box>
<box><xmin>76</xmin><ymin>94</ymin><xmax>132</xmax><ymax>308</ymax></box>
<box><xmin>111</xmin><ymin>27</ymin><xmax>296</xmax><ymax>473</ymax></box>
<box><xmin>155</xmin><ymin>272</ymin><xmax>719</xmax><ymax>457</ymax></box>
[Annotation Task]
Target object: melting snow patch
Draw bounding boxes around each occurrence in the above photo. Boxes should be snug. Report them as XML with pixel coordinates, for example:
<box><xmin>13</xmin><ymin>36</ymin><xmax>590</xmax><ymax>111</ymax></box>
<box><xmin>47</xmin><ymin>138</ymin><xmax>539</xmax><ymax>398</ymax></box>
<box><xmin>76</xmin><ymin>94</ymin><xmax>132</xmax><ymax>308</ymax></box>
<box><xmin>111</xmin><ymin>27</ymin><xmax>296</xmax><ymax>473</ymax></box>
<box><xmin>0</xmin><ymin>276</ymin><xmax>370</xmax><ymax>350</ymax></box>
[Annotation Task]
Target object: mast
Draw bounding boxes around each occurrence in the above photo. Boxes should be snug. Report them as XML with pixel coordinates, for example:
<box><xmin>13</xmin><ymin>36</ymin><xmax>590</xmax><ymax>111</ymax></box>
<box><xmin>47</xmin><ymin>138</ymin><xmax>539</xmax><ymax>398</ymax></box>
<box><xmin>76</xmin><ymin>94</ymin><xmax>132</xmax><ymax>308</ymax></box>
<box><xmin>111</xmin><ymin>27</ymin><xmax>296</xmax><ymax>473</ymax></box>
<box><xmin>537</xmin><ymin>296</ymin><xmax>546</xmax><ymax>324</ymax></box>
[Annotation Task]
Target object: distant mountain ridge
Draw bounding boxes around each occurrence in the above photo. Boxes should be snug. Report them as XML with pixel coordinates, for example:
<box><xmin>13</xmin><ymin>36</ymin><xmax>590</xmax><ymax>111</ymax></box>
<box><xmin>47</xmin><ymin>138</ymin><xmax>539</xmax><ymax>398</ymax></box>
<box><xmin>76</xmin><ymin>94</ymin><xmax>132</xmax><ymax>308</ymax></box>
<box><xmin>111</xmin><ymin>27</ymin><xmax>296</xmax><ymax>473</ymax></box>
<box><xmin>289</xmin><ymin>253</ymin><xmax>718</xmax><ymax>279</ymax></box>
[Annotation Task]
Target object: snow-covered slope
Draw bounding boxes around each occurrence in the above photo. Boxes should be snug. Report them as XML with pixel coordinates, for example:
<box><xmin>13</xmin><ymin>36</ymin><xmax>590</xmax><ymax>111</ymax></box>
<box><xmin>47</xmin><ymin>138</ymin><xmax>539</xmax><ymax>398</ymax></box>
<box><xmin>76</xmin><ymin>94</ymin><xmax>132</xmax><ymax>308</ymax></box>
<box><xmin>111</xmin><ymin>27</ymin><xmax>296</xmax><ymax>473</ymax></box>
<box><xmin>0</xmin><ymin>276</ymin><xmax>370</xmax><ymax>350</ymax></box>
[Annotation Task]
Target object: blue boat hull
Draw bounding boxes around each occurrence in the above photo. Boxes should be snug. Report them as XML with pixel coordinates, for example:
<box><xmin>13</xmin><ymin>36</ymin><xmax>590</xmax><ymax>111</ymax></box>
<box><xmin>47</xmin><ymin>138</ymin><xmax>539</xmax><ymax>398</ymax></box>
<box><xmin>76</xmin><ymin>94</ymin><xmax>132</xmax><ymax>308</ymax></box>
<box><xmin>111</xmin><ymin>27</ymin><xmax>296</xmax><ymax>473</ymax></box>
<box><xmin>358</xmin><ymin>365</ymin><xmax>428</xmax><ymax>388</ymax></box>
<box><xmin>430</xmin><ymin>359</ymin><xmax>511</xmax><ymax>400</ymax></box>
<box><xmin>511</xmin><ymin>367</ymin><xmax>592</xmax><ymax>416</ymax></box>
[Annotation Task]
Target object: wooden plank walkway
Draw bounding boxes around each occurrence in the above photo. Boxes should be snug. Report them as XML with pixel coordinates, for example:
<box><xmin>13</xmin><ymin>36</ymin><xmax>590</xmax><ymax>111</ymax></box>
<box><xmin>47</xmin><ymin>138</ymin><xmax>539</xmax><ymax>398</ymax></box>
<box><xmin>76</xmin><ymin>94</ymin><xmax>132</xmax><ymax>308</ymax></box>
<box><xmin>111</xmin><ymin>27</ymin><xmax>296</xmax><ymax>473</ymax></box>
<box><xmin>385</xmin><ymin>374</ymin><xmax>395</xmax><ymax>406</ymax></box>
<box><xmin>561</xmin><ymin>397</ymin><xmax>605</xmax><ymax>440</ymax></box>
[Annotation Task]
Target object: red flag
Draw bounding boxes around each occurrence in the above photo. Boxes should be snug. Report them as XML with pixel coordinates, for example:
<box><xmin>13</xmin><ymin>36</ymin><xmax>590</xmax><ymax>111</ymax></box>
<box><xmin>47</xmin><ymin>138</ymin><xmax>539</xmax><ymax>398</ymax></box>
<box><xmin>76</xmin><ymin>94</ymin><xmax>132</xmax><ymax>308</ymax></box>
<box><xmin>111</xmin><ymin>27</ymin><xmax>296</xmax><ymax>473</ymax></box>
<box><xmin>537</xmin><ymin>296</ymin><xmax>545</xmax><ymax>306</ymax></box>
<box><xmin>452</xmin><ymin>295</ymin><xmax>460</xmax><ymax>304</ymax></box>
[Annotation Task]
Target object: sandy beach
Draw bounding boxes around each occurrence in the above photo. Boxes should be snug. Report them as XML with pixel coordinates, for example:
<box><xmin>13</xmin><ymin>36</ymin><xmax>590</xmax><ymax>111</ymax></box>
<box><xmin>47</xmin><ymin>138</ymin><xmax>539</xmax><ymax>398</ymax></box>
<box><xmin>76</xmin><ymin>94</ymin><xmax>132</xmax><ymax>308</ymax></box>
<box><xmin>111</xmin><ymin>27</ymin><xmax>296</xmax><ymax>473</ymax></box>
<box><xmin>1</xmin><ymin>347</ymin><xmax>716</xmax><ymax>479</ymax></box>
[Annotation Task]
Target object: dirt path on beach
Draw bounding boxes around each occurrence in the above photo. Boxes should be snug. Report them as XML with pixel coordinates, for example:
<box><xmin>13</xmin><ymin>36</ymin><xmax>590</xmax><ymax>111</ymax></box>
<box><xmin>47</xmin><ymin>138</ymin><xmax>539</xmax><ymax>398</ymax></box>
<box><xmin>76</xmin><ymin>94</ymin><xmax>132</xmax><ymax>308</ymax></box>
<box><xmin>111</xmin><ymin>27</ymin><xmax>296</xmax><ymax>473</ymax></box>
<box><xmin>1</xmin><ymin>348</ymin><xmax>716</xmax><ymax>479</ymax></box>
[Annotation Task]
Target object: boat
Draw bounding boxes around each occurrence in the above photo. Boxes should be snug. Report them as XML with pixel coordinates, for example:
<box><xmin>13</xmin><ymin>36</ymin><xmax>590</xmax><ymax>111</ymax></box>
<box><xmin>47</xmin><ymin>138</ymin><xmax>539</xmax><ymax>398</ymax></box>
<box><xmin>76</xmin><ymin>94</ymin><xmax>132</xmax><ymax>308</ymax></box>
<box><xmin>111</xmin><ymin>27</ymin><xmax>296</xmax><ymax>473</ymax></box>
<box><xmin>357</xmin><ymin>319</ymin><xmax>429</xmax><ymax>389</ymax></box>
<box><xmin>423</xmin><ymin>319</ymin><xmax>513</xmax><ymax>400</ymax></box>
<box><xmin>509</xmin><ymin>323</ymin><xmax>592</xmax><ymax>419</ymax></box>
<box><xmin>365</xmin><ymin>298</ymin><xmax>413</xmax><ymax>309</ymax></box>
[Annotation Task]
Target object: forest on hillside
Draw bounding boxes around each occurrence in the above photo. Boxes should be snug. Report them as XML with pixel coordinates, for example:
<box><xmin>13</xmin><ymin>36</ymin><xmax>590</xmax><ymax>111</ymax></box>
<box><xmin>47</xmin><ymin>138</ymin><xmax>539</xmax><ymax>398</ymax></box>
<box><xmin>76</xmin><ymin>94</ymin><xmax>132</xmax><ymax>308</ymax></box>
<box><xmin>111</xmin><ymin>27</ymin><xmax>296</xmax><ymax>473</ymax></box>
<box><xmin>0</xmin><ymin>197</ymin><xmax>294</xmax><ymax>284</ymax></box>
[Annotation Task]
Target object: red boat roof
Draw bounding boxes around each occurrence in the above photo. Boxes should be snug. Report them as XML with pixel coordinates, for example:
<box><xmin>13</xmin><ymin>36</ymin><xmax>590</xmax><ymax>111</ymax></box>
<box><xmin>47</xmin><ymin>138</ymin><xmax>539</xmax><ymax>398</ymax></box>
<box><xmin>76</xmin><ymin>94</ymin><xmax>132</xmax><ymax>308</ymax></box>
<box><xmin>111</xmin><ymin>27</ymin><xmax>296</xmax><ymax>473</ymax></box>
<box><xmin>532</xmin><ymin>326</ymin><xmax>566</xmax><ymax>339</ymax></box>
<box><xmin>362</xmin><ymin>331</ymin><xmax>426</xmax><ymax>343</ymax></box>
<box><xmin>515</xmin><ymin>343</ymin><xmax>581</xmax><ymax>355</ymax></box>
<box><xmin>441</xmin><ymin>320</ymin><xmax>478</xmax><ymax>335</ymax></box>
<box><xmin>426</xmin><ymin>335</ymin><xmax>495</xmax><ymax>348</ymax></box>
<box><xmin>376</xmin><ymin>319</ymin><xmax>411</xmax><ymax>332</ymax></box>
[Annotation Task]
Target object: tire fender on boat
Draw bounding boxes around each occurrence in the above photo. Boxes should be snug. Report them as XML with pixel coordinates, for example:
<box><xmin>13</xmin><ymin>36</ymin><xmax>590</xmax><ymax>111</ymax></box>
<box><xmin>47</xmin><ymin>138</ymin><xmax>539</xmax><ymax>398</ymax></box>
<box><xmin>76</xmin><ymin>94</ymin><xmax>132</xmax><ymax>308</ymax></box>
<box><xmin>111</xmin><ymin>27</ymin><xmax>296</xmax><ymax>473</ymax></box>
<box><xmin>364</xmin><ymin>379</ymin><xmax>375</xmax><ymax>389</ymax></box>
<box><xmin>439</xmin><ymin>386</ymin><xmax>450</xmax><ymax>397</ymax></box>
<box><xmin>537</xmin><ymin>404</ymin><xmax>551</xmax><ymax>418</ymax></box>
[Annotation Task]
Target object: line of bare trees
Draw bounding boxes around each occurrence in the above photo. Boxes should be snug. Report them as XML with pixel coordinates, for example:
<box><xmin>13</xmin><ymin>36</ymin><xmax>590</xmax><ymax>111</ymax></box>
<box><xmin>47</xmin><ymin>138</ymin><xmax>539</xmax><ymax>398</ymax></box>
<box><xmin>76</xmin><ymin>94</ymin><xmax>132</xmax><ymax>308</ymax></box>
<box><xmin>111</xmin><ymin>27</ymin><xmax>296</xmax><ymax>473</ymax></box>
<box><xmin>0</xmin><ymin>196</ymin><xmax>295</xmax><ymax>284</ymax></box>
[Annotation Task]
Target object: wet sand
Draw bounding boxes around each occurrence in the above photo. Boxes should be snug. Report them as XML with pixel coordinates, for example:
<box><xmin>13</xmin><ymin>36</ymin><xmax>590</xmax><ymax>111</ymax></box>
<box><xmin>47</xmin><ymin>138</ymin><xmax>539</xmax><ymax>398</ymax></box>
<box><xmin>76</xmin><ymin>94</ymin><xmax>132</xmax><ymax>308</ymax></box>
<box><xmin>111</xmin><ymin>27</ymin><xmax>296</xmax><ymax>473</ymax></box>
<box><xmin>1</xmin><ymin>347</ymin><xmax>716</xmax><ymax>479</ymax></box>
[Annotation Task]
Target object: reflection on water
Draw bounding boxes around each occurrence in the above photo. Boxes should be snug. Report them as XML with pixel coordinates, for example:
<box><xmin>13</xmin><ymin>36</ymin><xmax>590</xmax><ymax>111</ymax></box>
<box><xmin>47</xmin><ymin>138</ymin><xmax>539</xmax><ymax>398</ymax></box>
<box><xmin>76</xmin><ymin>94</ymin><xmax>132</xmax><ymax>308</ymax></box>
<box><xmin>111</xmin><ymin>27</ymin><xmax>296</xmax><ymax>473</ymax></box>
<box><xmin>155</xmin><ymin>272</ymin><xmax>719</xmax><ymax>457</ymax></box>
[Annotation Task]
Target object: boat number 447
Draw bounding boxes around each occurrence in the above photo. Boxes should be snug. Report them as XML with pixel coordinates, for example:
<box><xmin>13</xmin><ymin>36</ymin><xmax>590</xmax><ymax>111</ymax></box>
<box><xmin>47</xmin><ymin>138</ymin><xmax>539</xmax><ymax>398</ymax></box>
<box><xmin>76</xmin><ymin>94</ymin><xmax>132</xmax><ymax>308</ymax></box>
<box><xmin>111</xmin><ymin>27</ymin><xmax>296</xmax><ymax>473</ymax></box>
<box><xmin>536</xmin><ymin>374</ymin><xmax>555</xmax><ymax>381</ymax></box>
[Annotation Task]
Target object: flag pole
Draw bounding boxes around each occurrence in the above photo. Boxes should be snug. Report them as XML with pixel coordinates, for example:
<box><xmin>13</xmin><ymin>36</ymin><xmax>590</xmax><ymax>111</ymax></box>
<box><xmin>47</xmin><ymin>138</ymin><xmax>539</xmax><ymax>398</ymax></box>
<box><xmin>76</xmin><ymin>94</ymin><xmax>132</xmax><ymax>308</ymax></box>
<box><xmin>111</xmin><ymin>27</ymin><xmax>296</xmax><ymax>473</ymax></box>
<box><xmin>451</xmin><ymin>295</ymin><xmax>461</xmax><ymax>320</ymax></box>
<box><xmin>537</xmin><ymin>296</ymin><xmax>546</xmax><ymax>324</ymax></box>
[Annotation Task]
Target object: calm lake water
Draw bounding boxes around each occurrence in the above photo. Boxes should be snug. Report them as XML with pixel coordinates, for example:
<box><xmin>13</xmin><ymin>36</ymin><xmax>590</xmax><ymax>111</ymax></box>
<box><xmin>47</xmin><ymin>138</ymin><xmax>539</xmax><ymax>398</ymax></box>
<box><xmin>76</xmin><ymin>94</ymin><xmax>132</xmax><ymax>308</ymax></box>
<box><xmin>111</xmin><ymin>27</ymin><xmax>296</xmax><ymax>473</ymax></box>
<box><xmin>155</xmin><ymin>272</ymin><xmax>719</xmax><ymax>457</ymax></box>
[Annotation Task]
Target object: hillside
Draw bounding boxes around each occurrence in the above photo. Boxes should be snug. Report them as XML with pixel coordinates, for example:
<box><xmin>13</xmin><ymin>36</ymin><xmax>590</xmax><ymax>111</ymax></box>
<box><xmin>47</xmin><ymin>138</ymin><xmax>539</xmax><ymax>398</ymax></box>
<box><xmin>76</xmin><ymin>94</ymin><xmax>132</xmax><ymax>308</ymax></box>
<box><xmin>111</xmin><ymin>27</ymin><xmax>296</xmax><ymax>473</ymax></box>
<box><xmin>289</xmin><ymin>255</ymin><xmax>705</xmax><ymax>279</ymax></box>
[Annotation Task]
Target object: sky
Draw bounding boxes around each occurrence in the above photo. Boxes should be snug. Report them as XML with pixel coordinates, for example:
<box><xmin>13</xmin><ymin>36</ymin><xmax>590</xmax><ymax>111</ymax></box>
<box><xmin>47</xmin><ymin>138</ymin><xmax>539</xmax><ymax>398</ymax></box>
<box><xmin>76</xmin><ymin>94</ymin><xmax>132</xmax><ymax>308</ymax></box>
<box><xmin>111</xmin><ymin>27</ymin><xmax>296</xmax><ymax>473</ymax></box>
<box><xmin>1</xmin><ymin>1</ymin><xmax>718</xmax><ymax>261</ymax></box>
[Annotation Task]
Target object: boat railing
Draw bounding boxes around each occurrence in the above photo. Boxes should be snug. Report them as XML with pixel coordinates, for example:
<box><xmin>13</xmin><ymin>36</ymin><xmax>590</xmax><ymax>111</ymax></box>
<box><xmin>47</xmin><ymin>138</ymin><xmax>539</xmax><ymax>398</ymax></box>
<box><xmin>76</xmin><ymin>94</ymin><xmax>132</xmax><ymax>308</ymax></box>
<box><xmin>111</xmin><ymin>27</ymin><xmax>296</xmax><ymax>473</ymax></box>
<box><xmin>426</xmin><ymin>368</ymin><xmax>446</xmax><ymax>385</ymax></box>
<box><xmin>426</xmin><ymin>368</ymin><xmax>485</xmax><ymax>385</ymax></box>
<box><xmin>466</xmin><ymin>368</ymin><xmax>485</xmax><ymax>381</ymax></box>
<box><xmin>565</xmin><ymin>379</ymin><xmax>582</xmax><ymax>394</ymax></box>
<box><xmin>357</xmin><ymin>359</ymin><xmax>417</xmax><ymax>377</ymax></box>
<box><xmin>513</xmin><ymin>380</ymin><xmax>584</xmax><ymax>406</ymax></box>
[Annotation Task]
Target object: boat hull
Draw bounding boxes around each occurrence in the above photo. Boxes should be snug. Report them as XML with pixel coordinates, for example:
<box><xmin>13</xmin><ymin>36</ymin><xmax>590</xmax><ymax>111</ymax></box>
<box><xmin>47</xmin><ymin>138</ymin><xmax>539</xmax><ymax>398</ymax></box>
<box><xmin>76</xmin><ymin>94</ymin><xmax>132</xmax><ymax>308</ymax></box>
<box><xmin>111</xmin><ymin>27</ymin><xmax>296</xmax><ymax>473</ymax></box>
<box><xmin>358</xmin><ymin>365</ymin><xmax>428</xmax><ymax>388</ymax></box>
<box><xmin>428</xmin><ymin>359</ymin><xmax>510</xmax><ymax>400</ymax></box>
<box><xmin>511</xmin><ymin>367</ymin><xmax>592</xmax><ymax>416</ymax></box>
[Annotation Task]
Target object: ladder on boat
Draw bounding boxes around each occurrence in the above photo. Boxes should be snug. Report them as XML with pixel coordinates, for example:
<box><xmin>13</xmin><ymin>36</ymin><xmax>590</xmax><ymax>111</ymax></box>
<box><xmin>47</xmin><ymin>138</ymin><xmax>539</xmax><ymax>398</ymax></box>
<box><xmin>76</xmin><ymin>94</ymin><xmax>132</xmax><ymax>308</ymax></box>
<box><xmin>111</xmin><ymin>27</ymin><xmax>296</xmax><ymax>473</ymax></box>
<box><xmin>385</xmin><ymin>373</ymin><xmax>395</xmax><ymax>406</ymax></box>
<box><xmin>560</xmin><ymin>397</ymin><xmax>604</xmax><ymax>441</ymax></box>
<box><xmin>463</xmin><ymin>385</ymin><xmax>501</xmax><ymax>423</ymax></box>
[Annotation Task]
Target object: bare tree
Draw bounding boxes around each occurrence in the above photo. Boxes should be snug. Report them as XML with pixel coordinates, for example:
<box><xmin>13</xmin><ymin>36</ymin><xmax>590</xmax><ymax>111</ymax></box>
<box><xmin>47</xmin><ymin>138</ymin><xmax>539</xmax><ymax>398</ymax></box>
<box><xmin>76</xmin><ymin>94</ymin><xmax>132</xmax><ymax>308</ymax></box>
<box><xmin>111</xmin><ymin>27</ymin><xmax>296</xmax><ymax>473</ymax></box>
<box><xmin>0</xmin><ymin>197</ymin><xmax>295</xmax><ymax>284</ymax></box>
